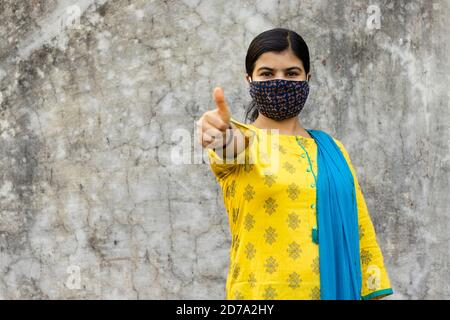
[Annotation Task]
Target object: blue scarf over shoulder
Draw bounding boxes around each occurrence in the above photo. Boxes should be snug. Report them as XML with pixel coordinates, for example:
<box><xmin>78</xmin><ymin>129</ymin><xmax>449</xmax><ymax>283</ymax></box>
<box><xmin>306</xmin><ymin>129</ymin><xmax>362</xmax><ymax>300</ymax></box>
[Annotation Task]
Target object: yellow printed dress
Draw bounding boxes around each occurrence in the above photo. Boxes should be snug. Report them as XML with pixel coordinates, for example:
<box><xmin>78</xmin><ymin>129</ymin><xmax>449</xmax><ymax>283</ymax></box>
<box><xmin>207</xmin><ymin>117</ymin><xmax>393</xmax><ymax>300</ymax></box>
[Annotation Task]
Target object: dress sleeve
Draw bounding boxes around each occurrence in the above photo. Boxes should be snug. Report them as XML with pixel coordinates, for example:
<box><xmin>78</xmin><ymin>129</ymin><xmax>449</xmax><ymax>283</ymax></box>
<box><xmin>333</xmin><ymin>137</ymin><xmax>394</xmax><ymax>300</ymax></box>
<box><xmin>207</xmin><ymin>118</ymin><xmax>256</xmax><ymax>182</ymax></box>
<box><xmin>207</xmin><ymin>148</ymin><xmax>240</xmax><ymax>181</ymax></box>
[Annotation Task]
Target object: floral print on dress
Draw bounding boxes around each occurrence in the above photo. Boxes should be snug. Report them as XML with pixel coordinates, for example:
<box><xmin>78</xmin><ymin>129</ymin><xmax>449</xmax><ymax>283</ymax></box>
<box><xmin>245</xmin><ymin>242</ymin><xmax>256</xmax><ymax>259</ymax></box>
<box><xmin>226</xmin><ymin>180</ymin><xmax>236</xmax><ymax>198</ymax></box>
<box><xmin>232</xmin><ymin>263</ymin><xmax>240</xmax><ymax>280</ymax></box>
<box><xmin>232</xmin><ymin>234</ymin><xmax>240</xmax><ymax>253</ymax></box>
<box><xmin>264</xmin><ymin>226</ymin><xmax>277</xmax><ymax>245</ymax></box>
<box><xmin>287</xmin><ymin>212</ymin><xmax>301</xmax><ymax>230</ymax></box>
<box><xmin>234</xmin><ymin>291</ymin><xmax>244</xmax><ymax>300</ymax></box>
<box><xmin>264</xmin><ymin>256</ymin><xmax>278</xmax><ymax>274</ymax></box>
<box><xmin>263</xmin><ymin>197</ymin><xmax>278</xmax><ymax>215</ymax></box>
<box><xmin>287</xmin><ymin>241</ymin><xmax>302</xmax><ymax>260</ymax></box>
<box><xmin>263</xmin><ymin>173</ymin><xmax>277</xmax><ymax>187</ymax></box>
<box><xmin>244</xmin><ymin>213</ymin><xmax>255</xmax><ymax>231</ymax></box>
<box><xmin>248</xmin><ymin>272</ymin><xmax>257</xmax><ymax>288</ymax></box>
<box><xmin>310</xmin><ymin>286</ymin><xmax>321</xmax><ymax>300</ymax></box>
<box><xmin>360</xmin><ymin>249</ymin><xmax>373</xmax><ymax>266</ymax></box>
<box><xmin>311</xmin><ymin>257</ymin><xmax>320</xmax><ymax>275</ymax></box>
<box><xmin>232</xmin><ymin>208</ymin><xmax>239</xmax><ymax>224</ymax></box>
<box><xmin>359</xmin><ymin>224</ymin><xmax>365</xmax><ymax>240</ymax></box>
<box><xmin>283</xmin><ymin>161</ymin><xmax>296</xmax><ymax>174</ymax></box>
<box><xmin>287</xmin><ymin>183</ymin><xmax>300</xmax><ymax>200</ymax></box>
<box><xmin>263</xmin><ymin>286</ymin><xmax>277</xmax><ymax>300</ymax></box>
<box><xmin>287</xmin><ymin>272</ymin><xmax>302</xmax><ymax>289</ymax></box>
<box><xmin>243</xmin><ymin>184</ymin><xmax>255</xmax><ymax>201</ymax></box>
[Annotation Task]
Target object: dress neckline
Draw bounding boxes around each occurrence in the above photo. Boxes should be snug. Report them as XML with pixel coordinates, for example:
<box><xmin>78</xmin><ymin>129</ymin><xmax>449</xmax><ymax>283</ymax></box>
<box><xmin>247</xmin><ymin>123</ymin><xmax>315</xmax><ymax>141</ymax></box>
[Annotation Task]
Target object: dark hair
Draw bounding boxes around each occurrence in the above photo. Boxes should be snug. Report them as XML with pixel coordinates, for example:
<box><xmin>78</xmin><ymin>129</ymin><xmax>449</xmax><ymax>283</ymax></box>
<box><xmin>244</xmin><ymin>28</ymin><xmax>310</xmax><ymax>123</ymax></box>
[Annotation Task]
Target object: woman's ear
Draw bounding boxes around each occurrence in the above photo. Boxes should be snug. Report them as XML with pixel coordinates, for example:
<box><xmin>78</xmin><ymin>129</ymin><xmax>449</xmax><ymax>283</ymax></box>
<box><xmin>245</xmin><ymin>74</ymin><xmax>252</xmax><ymax>84</ymax></box>
<box><xmin>306</xmin><ymin>73</ymin><xmax>311</xmax><ymax>82</ymax></box>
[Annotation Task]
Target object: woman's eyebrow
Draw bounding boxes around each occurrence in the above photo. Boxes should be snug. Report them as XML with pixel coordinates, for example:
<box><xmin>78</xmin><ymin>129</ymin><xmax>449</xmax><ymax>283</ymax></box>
<box><xmin>257</xmin><ymin>66</ymin><xmax>302</xmax><ymax>72</ymax></box>
<box><xmin>284</xmin><ymin>67</ymin><xmax>302</xmax><ymax>71</ymax></box>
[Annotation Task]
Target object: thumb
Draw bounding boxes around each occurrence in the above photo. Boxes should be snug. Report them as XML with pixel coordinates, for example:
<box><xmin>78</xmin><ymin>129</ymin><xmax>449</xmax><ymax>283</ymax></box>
<box><xmin>213</xmin><ymin>87</ymin><xmax>231</xmax><ymax>123</ymax></box>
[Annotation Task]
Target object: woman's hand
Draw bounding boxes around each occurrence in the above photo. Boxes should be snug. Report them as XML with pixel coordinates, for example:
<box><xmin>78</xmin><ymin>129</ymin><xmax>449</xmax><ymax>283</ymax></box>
<box><xmin>196</xmin><ymin>87</ymin><xmax>248</xmax><ymax>159</ymax></box>
<box><xmin>196</xmin><ymin>87</ymin><xmax>232</xmax><ymax>149</ymax></box>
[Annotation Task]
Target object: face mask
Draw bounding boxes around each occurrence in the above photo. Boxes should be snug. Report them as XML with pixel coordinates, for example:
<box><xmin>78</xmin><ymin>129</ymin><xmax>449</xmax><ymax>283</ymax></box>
<box><xmin>249</xmin><ymin>78</ymin><xmax>309</xmax><ymax>121</ymax></box>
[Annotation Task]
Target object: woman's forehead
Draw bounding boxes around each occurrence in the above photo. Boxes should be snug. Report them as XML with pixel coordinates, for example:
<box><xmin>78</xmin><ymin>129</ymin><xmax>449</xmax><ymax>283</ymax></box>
<box><xmin>255</xmin><ymin>50</ymin><xmax>305</xmax><ymax>70</ymax></box>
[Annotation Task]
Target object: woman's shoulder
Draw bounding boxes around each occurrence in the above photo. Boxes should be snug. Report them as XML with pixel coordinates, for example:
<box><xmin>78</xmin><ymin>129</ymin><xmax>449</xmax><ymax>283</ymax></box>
<box><xmin>308</xmin><ymin>129</ymin><xmax>344</xmax><ymax>145</ymax></box>
<box><xmin>229</xmin><ymin>117</ymin><xmax>259</xmax><ymax>142</ymax></box>
<box><xmin>230</xmin><ymin>117</ymin><xmax>256</xmax><ymax>132</ymax></box>
<box><xmin>329</xmin><ymin>133</ymin><xmax>350</xmax><ymax>159</ymax></box>
<box><xmin>308</xmin><ymin>129</ymin><xmax>348</xmax><ymax>156</ymax></box>
<box><xmin>331</xmin><ymin>135</ymin><xmax>344</xmax><ymax>148</ymax></box>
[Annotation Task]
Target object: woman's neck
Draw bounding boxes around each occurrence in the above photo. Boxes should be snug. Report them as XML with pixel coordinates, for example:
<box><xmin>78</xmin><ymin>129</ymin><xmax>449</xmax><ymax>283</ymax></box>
<box><xmin>252</xmin><ymin>114</ymin><xmax>312</xmax><ymax>138</ymax></box>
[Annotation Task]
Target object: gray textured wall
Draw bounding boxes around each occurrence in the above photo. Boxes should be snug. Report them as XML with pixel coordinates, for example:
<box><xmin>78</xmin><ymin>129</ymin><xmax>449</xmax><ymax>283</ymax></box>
<box><xmin>0</xmin><ymin>0</ymin><xmax>448</xmax><ymax>299</ymax></box>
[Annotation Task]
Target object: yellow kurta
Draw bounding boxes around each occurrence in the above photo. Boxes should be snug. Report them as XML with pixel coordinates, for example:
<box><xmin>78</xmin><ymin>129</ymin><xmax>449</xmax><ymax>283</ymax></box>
<box><xmin>207</xmin><ymin>117</ymin><xmax>393</xmax><ymax>300</ymax></box>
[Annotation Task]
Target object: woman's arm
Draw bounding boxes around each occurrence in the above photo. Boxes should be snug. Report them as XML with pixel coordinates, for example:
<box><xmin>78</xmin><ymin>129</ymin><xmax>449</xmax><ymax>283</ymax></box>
<box><xmin>333</xmin><ymin>138</ymin><xmax>394</xmax><ymax>300</ymax></box>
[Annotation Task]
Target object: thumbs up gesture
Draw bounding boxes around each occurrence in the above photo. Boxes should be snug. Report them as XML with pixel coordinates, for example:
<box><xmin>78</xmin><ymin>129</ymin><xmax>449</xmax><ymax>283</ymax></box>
<box><xmin>213</xmin><ymin>87</ymin><xmax>231</xmax><ymax>125</ymax></box>
<box><xmin>197</xmin><ymin>87</ymin><xmax>233</xmax><ymax>149</ymax></box>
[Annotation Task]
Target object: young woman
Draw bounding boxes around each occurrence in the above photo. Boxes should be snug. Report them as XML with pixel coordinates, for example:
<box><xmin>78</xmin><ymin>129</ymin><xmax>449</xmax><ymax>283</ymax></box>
<box><xmin>196</xmin><ymin>28</ymin><xmax>393</xmax><ymax>300</ymax></box>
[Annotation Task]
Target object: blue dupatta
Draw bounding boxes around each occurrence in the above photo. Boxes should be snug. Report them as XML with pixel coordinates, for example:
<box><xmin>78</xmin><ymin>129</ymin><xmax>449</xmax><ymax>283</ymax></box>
<box><xmin>306</xmin><ymin>129</ymin><xmax>362</xmax><ymax>300</ymax></box>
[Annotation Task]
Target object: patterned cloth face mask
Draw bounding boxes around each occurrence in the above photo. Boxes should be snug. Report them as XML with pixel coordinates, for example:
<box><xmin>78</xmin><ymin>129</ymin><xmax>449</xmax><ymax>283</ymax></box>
<box><xmin>249</xmin><ymin>78</ymin><xmax>310</xmax><ymax>121</ymax></box>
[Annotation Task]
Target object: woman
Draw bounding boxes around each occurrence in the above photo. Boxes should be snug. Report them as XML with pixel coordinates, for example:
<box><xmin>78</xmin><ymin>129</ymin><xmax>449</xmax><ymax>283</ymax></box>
<box><xmin>196</xmin><ymin>28</ymin><xmax>393</xmax><ymax>300</ymax></box>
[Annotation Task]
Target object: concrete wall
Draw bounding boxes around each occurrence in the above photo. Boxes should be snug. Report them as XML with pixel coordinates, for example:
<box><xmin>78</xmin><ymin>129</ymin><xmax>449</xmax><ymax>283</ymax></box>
<box><xmin>0</xmin><ymin>0</ymin><xmax>448</xmax><ymax>299</ymax></box>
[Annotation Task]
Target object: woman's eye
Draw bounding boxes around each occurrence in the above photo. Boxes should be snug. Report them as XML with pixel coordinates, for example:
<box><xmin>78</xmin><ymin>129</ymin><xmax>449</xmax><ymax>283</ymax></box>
<box><xmin>261</xmin><ymin>72</ymin><xmax>272</xmax><ymax>77</ymax></box>
<box><xmin>287</xmin><ymin>72</ymin><xmax>299</xmax><ymax>77</ymax></box>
